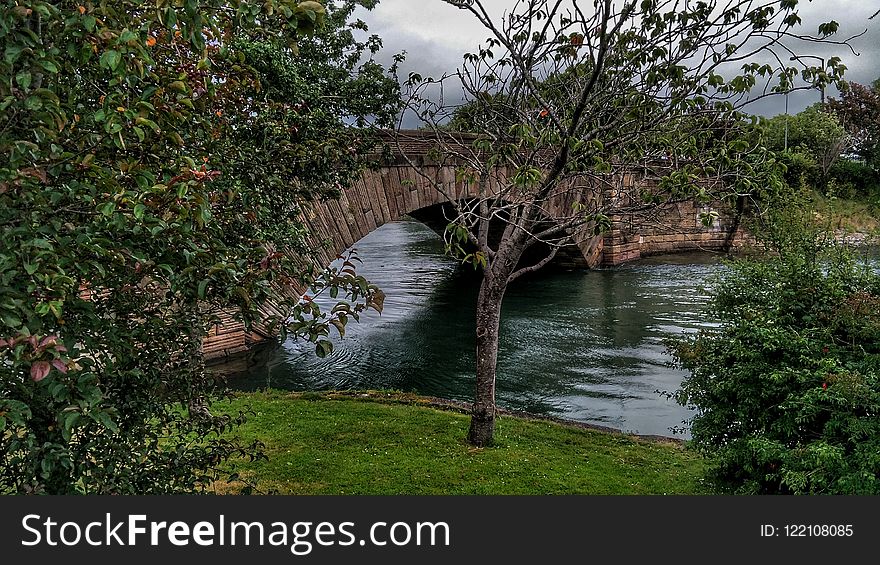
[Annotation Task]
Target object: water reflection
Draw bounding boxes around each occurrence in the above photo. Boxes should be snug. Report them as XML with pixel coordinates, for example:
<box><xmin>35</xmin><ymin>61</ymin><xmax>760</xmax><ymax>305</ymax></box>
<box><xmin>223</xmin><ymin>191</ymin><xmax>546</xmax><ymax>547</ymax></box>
<box><xmin>221</xmin><ymin>220</ymin><xmax>727</xmax><ymax>437</ymax></box>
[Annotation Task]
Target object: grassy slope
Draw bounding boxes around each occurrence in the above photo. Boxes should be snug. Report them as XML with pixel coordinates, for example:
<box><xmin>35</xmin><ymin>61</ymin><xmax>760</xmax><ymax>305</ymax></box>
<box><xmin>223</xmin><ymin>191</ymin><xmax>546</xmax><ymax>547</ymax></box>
<box><xmin>213</xmin><ymin>391</ymin><xmax>708</xmax><ymax>495</ymax></box>
<box><xmin>812</xmin><ymin>192</ymin><xmax>880</xmax><ymax>236</ymax></box>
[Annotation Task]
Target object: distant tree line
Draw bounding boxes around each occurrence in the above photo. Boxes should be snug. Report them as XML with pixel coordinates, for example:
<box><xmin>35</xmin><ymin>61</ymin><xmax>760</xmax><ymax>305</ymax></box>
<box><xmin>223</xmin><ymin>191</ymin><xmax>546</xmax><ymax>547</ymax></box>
<box><xmin>759</xmin><ymin>78</ymin><xmax>880</xmax><ymax>200</ymax></box>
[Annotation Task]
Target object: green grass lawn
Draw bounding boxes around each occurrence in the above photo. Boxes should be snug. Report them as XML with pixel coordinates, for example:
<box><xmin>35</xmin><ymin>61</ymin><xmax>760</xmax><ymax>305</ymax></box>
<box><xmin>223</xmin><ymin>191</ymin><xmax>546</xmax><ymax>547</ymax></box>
<box><xmin>213</xmin><ymin>391</ymin><xmax>709</xmax><ymax>495</ymax></box>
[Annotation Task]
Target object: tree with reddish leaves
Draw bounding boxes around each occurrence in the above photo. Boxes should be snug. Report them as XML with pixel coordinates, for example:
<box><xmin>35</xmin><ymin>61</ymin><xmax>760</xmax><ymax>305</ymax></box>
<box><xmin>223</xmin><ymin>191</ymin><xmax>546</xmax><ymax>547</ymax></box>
<box><xmin>827</xmin><ymin>79</ymin><xmax>880</xmax><ymax>169</ymax></box>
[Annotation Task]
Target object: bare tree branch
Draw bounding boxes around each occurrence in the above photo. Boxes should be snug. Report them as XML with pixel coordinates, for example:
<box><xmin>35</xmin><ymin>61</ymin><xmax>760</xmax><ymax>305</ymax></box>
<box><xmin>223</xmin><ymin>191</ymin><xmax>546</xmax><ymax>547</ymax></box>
<box><xmin>507</xmin><ymin>246</ymin><xmax>560</xmax><ymax>284</ymax></box>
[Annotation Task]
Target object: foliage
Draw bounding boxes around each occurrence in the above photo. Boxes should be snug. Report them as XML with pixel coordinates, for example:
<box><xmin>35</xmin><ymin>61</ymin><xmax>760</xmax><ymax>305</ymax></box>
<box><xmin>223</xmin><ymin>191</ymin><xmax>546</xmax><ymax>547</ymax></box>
<box><xmin>671</xmin><ymin>203</ymin><xmax>880</xmax><ymax>494</ymax></box>
<box><xmin>761</xmin><ymin>105</ymin><xmax>849</xmax><ymax>185</ymax></box>
<box><xmin>213</xmin><ymin>391</ymin><xmax>708</xmax><ymax>495</ymax></box>
<box><xmin>760</xmin><ymin>91</ymin><xmax>879</xmax><ymax>201</ymax></box>
<box><xmin>827</xmin><ymin>78</ymin><xmax>880</xmax><ymax>170</ymax></box>
<box><xmin>774</xmin><ymin>148</ymin><xmax>819</xmax><ymax>189</ymax></box>
<box><xmin>443</xmin><ymin>91</ymin><xmax>515</xmax><ymax>133</ymax></box>
<box><xmin>0</xmin><ymin>0</ymin><xmax>397</xmax><ymax>494</ymax></box>
<box><xmin>281</xmin><ymin>251</ymin><xmax>386</xmax><ymax>359</ymax></box>
<box><xmin>809</xmin><ymin>190</ymin><xmax>880</xmax><ymax>236</ymax></box>
<box><xmin>828</xmin><ymin>159</ymin><xmax>880</xmax><ymax>202</ymax></box>
<box><xmin>402</xmin><ymin>0</ymin><xmax>852</xmax><ymax>446</ymax></box>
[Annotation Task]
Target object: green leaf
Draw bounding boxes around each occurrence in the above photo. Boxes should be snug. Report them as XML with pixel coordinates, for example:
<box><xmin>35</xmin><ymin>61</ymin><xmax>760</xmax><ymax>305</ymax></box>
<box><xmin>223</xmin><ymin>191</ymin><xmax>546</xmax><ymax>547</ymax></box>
<box><xmin>92</xmin><ymin>410</ymin><xmax>119</xmax><ymax>433</ymax></box>
<box><xmin>39</xmin><ymin>60</ymin><xmax>60</xmax><ymax>74</ymax></box>
<box><xmin>818</xmin><ymin>21</ymin><xmax>839</xmax><ymax>37</ymax></box>
<box><xmin>99</xmin><ymin>50</ymin><xmax>121</xmax><ymax>71</ymax></box>
<box><xmin>2</xmin><ymin>314</ymin><xmax>21</xmax><ymax>328</ymax></box>
<box><xmin>331</xmin><ymin>302</ymin><xmax>351</xmax><ymax>314</ymax></box>
<box><xmin>133</xmin><ymin>203</ymin><xmax>146</xmax><ymax>219</ymax></box>
<box><xmin>315</xmin><ymin>339</ymin><xmax>333</xmax><ymax>358</ymax></box>
<box><xmin>118</xmin><ymin>30</ymin><xmax>138</xmax><ymax>44</ymax></box>
<box><xmin>165</xmin><ymin>7</ymin><xmax>178</xmax><ymax>29</ymax></box>
<box><xmin>24</xmin><ymin>96</ymin><xmax>42</xmax><ymax>111</ymax></box>
<box><xmin>4</xmin><ymin>46</ymin><xmax>23</xmax><ymax>64</ymax></box>
<box><xmin>135</xmin><ymin>117</ymin><xmax>161</xmax><ymax>133</ymax></box>
<box><xmin>197</xmin><ymin>279</ymin><xmax>208</xmax><ymax>299</ymax></box>
<box><xmin>100</xmin><ymin>201</ymin><xmax>116</xmax><ymax>217</ymax></box>
<box><xmin>15</xmin><ymin>71</ymin><xmax>32</xmax><ymax>90</ymax></box>
<box><xmin>59</xmin><ymin>411</ymin><xmax>81</xmax><ymax>442</ymax></box>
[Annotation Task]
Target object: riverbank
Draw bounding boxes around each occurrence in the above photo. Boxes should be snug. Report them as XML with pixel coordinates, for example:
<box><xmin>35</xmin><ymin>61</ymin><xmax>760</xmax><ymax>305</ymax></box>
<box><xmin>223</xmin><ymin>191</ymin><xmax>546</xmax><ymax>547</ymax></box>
<box><xmin>813</xmin><ymin>191</ymin><xmax>880</xmax><ymax>243</ymax></box>
<box><xmin>212</xmin><ymin>391</ymin><xmax>709</xmax><ymax>495</ymax></box>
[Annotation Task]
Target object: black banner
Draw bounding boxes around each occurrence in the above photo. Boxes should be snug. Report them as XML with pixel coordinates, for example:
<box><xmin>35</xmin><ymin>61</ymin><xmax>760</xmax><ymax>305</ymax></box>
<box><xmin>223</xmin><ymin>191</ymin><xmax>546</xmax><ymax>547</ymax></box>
<box><xmin>0</xmin><ymin>496</ymin><xmax>874</xmax><ymax>563</ymax></box>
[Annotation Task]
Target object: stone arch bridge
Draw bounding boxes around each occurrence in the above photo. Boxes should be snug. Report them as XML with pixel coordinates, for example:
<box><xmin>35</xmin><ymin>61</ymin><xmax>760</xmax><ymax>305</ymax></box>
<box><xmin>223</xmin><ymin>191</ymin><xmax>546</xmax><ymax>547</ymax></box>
<box><xmin>204</xmin><ymin>130</ymin><xmax>747</xmax><ymax>361</ymax></box>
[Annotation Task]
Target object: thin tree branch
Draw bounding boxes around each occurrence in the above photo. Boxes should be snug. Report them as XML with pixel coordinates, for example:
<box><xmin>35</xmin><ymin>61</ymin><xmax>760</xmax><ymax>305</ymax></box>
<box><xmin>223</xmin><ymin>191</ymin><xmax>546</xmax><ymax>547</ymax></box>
<box><xmin>507</xmin><ymin>246</ymin><xmax>559</xmax><ymax>284</ymax></box>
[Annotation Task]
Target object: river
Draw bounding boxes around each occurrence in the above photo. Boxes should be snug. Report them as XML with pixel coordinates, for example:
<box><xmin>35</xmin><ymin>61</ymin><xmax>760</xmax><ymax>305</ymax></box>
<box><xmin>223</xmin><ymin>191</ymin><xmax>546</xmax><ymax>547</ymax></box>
<box><xmin>218</xmin><ymin>219</ymin><xmax>745</xmax><ymax>438</ymax></box>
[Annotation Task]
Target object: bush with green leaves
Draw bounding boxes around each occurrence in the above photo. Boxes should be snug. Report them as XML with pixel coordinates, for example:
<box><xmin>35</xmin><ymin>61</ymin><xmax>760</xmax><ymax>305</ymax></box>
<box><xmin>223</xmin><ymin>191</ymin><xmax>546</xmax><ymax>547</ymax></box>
<box><xmin>762</xmin><ymin>105</ymin><xmax>849</xmax><ymax>188</ymax></box>
<box><xmin>0</xmin><ymin>0</ymin><xmax>397</xmax><ymax>494</ymax></box>
<box><xmin>775</xmin><ymin>149</ymin><xmax>820</xmax><ymax>189</ymax></box>
<box><xmin>671</xmin><ymin>208</ymin><xmax>880</xmax><ymax>494</ymax></box>
<box><xmin>829</xmin><ymin>159</ymin><xmax>880</xmax><ymax>202</ymax></box>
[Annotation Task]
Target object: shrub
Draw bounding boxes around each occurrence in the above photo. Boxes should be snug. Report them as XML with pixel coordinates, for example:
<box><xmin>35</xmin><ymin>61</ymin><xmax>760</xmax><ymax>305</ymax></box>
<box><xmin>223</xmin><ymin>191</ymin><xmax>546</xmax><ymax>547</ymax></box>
<box><xmin>777</xmin><ymin>150</ymin><xmax>820</xmax><ymax>189</ymax></box>
<box><xmin>671</xmin><ymin>215</ymin><xmax>880</xmax><ymax>494</ymax></box>
<box><xmin>829</xmin><ymin>159</ymin><xmax>880</xmax><ymax>202</ymax></box>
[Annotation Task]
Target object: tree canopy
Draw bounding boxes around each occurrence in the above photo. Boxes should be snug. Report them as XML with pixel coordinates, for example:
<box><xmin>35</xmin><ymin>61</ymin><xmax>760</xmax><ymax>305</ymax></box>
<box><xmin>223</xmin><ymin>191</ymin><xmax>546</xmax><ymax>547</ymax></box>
<box><xmin>760</xmin><ymin>104</ymin><xmax>849</xmax><ymax>185</ymax></box>
<box><xmin>0</xmin><ymin>0</ymin><xmax>398</xmax><ymax>493</ymax></box>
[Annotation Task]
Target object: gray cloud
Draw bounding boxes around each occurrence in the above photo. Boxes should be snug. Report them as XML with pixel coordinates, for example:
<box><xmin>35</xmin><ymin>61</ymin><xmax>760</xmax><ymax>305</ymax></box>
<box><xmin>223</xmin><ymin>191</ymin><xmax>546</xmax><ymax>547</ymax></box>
<box><xmin>359</xmin><ymin>1</ymin><xmax>879</xmax><ymax>122</ymax></box>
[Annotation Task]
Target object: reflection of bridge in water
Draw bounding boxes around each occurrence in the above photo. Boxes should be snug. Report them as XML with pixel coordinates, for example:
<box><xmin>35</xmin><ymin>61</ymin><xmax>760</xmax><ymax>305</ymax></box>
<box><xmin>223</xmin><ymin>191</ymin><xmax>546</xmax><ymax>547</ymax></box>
<box><xmin>204</xmin><ymin>130</ymin><xmax>748</xmax><ymax>361</ymax></box>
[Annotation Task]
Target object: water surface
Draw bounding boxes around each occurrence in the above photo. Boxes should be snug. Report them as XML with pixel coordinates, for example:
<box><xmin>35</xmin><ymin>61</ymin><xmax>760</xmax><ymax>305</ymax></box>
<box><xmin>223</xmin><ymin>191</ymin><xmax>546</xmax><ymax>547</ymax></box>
<box><xmin>222</xmin><ymin>220</ymin><xmax>733</xmax><ymax>437</ymax></box>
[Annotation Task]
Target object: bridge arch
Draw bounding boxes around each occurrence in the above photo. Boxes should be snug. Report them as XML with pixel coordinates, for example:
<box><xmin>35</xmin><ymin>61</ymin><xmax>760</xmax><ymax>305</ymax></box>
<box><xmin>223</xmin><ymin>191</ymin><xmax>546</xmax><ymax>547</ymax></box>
<box><xmin>302</xmin><ymin>168</ymin><xmax>600</xmax><ymax>278</ymax></box>
<box><xmin>203</xmin><ymin>131</ymin><xmax>748</xmax><ymax>361</ymax></box>
<box><xmin>300</xmin><ymin>161</ymin><xmax>483</xmax><ymax>273</ymax></box>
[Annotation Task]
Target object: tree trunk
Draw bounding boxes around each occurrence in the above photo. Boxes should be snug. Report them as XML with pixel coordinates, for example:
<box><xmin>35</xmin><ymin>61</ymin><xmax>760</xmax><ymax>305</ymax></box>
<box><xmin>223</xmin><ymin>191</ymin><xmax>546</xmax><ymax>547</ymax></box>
<box><xmin>723</xmin><ymin>194</ymin><xmax>746</xmax><ymax>253</ymax></box>
<box><xmin>468</xmin><ymin>273</ymin><xmax>505</xmax><ymax>447</ymax></box>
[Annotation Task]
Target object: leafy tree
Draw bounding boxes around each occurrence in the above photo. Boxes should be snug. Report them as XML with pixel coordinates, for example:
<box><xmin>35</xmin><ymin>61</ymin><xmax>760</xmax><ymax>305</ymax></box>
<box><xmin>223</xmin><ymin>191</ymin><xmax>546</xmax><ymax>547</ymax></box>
<box><xmin>401</xmin><ymin>0</ymin><xmax>854</xmax><ymax>446</ymax></box>
<box><xmin>0</xmin><ymin>0</ymin><xmax>396</xmax><ymax>493</ymax></box>
<box><xmin>444</xmin><ymin>91</ymin><xmax>515</xmax><ymax>133</ymax></box>
<box><xmin>761</xmin><ymin>105</ymin><xmax>849</xmax><ymax>186</ymax></box>
<box><xmin>827</xmin><ymin>158</ymin><xmax>880</xmax><ymax>202</ymax></box>
<box><xmin>827</xmin><ymin>78</ymin><xmax>880</xmax><ymax>170</ymax></box>
<box><xmin>671</xmin><ymin>200</ymin><xmax>880</xmax><ymax>494</ymax></box>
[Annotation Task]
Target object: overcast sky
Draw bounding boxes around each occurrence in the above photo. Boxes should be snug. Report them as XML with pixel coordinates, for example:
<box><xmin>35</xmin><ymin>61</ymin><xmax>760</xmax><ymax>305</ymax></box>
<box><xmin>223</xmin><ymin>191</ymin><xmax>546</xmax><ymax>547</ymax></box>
<box><xmin>355</xmin><ymin>0</ymin><xmax>879</xmax><ymax>125</ymax></box>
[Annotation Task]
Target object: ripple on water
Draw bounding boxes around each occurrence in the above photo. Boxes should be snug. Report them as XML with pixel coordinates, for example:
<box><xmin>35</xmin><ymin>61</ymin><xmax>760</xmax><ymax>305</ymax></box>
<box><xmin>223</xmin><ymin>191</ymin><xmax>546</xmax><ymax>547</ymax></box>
<box><xmin>221</xmin><ymin>220</ymin><xmax>725</xmax><ymax>438</ymax></box>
